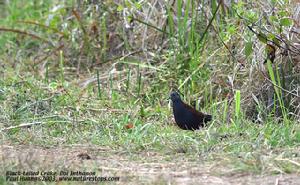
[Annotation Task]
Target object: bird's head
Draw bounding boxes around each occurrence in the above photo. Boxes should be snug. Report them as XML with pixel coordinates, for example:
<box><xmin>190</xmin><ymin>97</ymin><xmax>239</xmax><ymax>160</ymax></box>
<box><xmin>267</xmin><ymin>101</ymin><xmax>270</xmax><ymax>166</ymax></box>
<box><xmin>170</xmin><ymin>91</ymin><xmax>181</xmax><ymax>102</ymax></box>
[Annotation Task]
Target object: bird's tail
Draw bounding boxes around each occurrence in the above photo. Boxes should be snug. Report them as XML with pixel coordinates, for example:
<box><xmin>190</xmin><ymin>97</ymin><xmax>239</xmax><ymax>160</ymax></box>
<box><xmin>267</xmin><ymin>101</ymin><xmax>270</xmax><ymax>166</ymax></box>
<box><xmin>204</xmin><ymin>114</ymin><xmax>212</xmax><ymax>122</ymax></box>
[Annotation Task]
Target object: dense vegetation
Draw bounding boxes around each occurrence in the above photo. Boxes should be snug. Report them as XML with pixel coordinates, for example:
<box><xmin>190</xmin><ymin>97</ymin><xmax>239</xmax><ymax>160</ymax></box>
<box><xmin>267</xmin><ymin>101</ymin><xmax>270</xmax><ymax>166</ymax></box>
<box><xmin>1</xmin><ymin>0</ymin><xmax>299</xmax><ymax>182</ymax></box>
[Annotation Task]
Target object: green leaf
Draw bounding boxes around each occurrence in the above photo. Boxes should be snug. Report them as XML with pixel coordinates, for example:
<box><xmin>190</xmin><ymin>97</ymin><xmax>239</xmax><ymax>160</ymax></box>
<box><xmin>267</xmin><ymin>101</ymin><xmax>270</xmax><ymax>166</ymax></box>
<box><xmin>273</xmin><ymin>37</ymin><xmax>281</xmax><ymax>46</ymax></box>
<box><xmin>212</xmin><ymin>0</ymin><xmax>217</xmax><ymax>13</ymax></box>
<box><xmin>246</xmin><ymin>11</ymin><xmax>258</xmax><ymax>22</ymax></box>
<box><xmin>269</xmin><ymin>15</ymin><xmax>278</xmax><ymax>23</ymax></box>
<box><xmin>268</xmin><ymin>33</ymin><xmax>275</xmax><ymax>40</ymax></box>
<box><xmin>280</xmin><ymin>18</ymin><xmax>293</xmax><ymax>27</ymax></box>
<box><xmin>245</xmin><ymin>41</ymin><xmax>253</xmax><ymax>57</ymax></box>
<box><xmin>125</xmin><ymin>0</ymin><xmax>132</xmax><ymax>9</ymax></box>
<box><xmin>257</xmin><ymin>32</ymin><xmax>268</xmax><ymax>44</ymax></box>
<box><xmin>235</xmin><ymin>90</ymin><xmax>241</xmax><ymax>119</ymax></box>
<box><xmin>278</xmin><ymin>10</ymin><xmax>288</xmax><ymax>17</ymax></box>
<box><xmin>134</xmin><ymin>2</ymin><xmax>142</xmax><ymax>10</ymax></box>
<box><xmin>228</xmin><ymin>25</ymin><xmax>237</xmax><ymax>34</ymax></box>
<box><xmin>49</xmin><ymin>82</ymin><xmax>58</xmax><ymax>90</ymax></box>
<box><xmin>117</xmin><ymin>4</ymin><xmax>124</xmax><ymax>12</ymax></box>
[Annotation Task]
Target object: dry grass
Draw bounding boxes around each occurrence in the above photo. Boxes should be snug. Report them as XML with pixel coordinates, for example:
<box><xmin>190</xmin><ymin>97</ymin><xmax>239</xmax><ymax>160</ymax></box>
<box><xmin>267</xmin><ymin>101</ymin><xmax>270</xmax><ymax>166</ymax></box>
<box><xmin>1</xmin><ymin>144</ymin><xmax>300</xmax><ymax>184</ymax></box>
<box><xmin>1</xmin><ymin>0</ymin><xmax>300</xmax><ymax>184</ymax></box>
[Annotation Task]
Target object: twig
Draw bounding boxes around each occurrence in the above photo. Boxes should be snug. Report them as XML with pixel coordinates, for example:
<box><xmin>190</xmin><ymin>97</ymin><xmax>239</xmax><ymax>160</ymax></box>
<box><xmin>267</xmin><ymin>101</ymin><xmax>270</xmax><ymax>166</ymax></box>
<box><xmin>91</xmin><ymin>49</ymin><xmax>144</xmax><ymax>67</ymax></box>
<box><xmin>193</xmin><ymin>0</ymin><xmax>221</xmax><ymax>53</ymax></box>
<box><xmin>0</xmin><ymin>27</ymin><xmax>51</xmax><ymax>44</ymax></box>
<box><xmin>66</xmin><ymin>106</ymin><xmax>129</xmax><ymax>113</ymax></box>
<box><xmin>17</xmin><ymin>20</ymin><xmax>66</xmax><ymax>37</ymax></box>
<box><xmin>275</xmin><ymin>158</ymin><xmax>300</xmax><ymax>167</ymax></box>
<box><xmin>234</xmin><ymin>9</ymin><xmax>300</xmax><ymax>54</ymax></box>
<box><xmin>0</xmin><ymin>122</ymin><xmax>43</xmax><ymax>132</ymax></box>
<box><xmin>259</xmin><ymin>69</ymin><xmax>300</xmax><ymax>98</ymax></box>
<box><xmin>131</xmin><ymin>17</ymin><xmax>170</xmax><ymax>36</ymax></box>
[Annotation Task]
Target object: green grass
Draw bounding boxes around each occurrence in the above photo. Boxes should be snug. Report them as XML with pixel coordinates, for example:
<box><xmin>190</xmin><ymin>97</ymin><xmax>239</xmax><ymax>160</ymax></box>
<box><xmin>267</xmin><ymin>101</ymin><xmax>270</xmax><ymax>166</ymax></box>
<box><xmin>1</xmin><ymin>68</ymin><xmax>300</xmax><ymax>174</ymax></box>
<box><xmin>0</xmin><ymin>0</ymin><xmax>300</xmax><ymax>181</ymax></box>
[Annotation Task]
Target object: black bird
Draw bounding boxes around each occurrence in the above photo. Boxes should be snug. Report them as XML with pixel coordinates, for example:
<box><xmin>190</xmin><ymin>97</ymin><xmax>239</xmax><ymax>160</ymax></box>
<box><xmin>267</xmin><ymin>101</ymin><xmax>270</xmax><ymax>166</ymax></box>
<box><xmin>170</xmin><ymin>91</ymin><xmax>212</xmax><ymax>130</ymax></box>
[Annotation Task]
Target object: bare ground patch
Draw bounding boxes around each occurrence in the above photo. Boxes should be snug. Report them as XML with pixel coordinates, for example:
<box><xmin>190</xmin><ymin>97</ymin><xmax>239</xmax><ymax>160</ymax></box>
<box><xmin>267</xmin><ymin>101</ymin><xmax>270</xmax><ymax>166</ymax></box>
<box><xmin>1</xmin><ymin>144</ymin><xmax>300</xmax><ymax>184</ymax></box>
<box><xmin>0</xmin><ymin>145</ymin><xmax>300</xmax><ymax>185</ymax></box>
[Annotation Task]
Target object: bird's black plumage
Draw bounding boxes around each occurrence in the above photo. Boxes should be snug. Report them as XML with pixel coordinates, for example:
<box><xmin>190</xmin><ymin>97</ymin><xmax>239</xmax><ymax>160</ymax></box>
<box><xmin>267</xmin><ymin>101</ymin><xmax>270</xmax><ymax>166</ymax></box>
<box><xmin>170</xmin><ymin>91</ymin><xmax>212</xmax><ymax>130</ymax></box>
